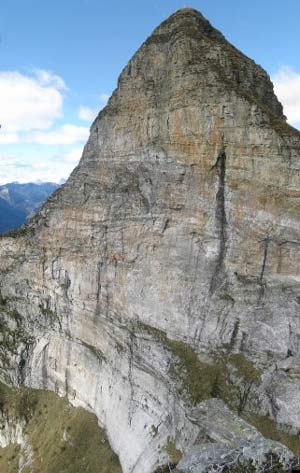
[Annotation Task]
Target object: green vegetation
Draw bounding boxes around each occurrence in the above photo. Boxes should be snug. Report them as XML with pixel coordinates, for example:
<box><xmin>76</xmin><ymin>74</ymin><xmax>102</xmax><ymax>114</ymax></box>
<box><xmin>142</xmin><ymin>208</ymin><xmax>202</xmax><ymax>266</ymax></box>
<box><xmin>154</xmin><ymin>438</ymin><xmax>183</xmax><ymax>472</ymax></box>
<box><xmin>165</xmin><ymin>334</ymin><xmax>300</xmax><ymax>452</ymax></box>
<box><xmin>0</xmin><ymin>293</ymin><xmax>59</xmax><ymax>373</ymax></box>
<box><xmin>0</xmin><ymin>300</ymin><xmax>32</xmax><ymax>370</ymax></box>
<box><xmin>0</xmin><ymin>289</ymin><xmax>7</xmax><ymax>307</ymax></box>
<box><xmin>0</xmin><ymin>382</ymin><xmax>122</xmax><ymax>473</ymax></box>
<box><xmin>0</xmin><ymin>225</ymin><xmax>32</xmax><ymax>239</ymax></box>
<box><xmin>0</xmin><ymin>382</ymin><xmax>38</xmax><ymax>421</ymax></box>
<box><xmin>165</xmin><ymin>438</ymin><xmax>183</xmax><ymax>464</ymax></box>
<box><xmin>139</xmin><ymin>321</ymin><xmax>261</xmax><ymax>408</ymax></box>
<box><xmin>38</xmin><ymin>304</ymin><xmax>62</xmax><ymax>330</ymax></box>
<box><xmin>218</xmin><ymin>452</ymin><xmax>300</xmax><ymax>472</ymax></box>
<box><xmin>229</xmin><ymin>353</ymin><xmax>261</xmax><ymax>383</ymax></box>
<box><xmin>167</xmin><ymin>337</ymin><xmax>222</xmax><ymax>404</ymax></box>
<box><xmin>219</xmin><ymin>454</ymin><xmax>287</xmax><ymax>473</ymax></box>
<box><xmin>138</xmin><ymin>322</ymin><xmax>300</xmax><ymax>455</ymax></box>
<box><xmin>244</xmin><ymin>413</ymin><xmax>300</xmax><ymax>455</ymax></box>
<box><xmin>0</xmin><ymin>444</ymin><xmax>21</xmax><ymax>473</ymax></box>
<box><xmin>166</xmin><ymin>337</ymin><xmax>262</xmax><ymax>412</ymax></box>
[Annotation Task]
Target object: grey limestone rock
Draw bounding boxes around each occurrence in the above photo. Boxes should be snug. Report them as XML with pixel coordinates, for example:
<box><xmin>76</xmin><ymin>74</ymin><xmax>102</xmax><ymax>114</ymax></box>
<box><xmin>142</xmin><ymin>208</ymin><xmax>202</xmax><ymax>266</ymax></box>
<box><xmin>178</xmin><ymin>399</ymin><xmax>294</xmax><ymax>472</ymax></box>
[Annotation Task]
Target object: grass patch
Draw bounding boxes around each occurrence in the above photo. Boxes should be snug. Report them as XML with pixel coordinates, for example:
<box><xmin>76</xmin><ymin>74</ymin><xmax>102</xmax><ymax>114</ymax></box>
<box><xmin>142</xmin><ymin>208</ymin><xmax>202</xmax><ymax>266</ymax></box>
<box><xmin>167</xmin><ymin>337</ymin><xmax>223</xmax><ymax>404</ymax></box>
<box><xmin>138</xmin><ymin>322</ymin><xmax>261</xmax><ymax>408</ymax></box>
<box><xmin>137</xmin><ymin>323</ymin><xmax>300</xmax><ymax>454</ymax></box>
<box><xmin>0</xmin><ymin>444</ymin><xmax>21</xmax><ymax>473</ymax></box>
<box><xmin>244</xmin><ymin>413</ymin><xmax>300</xmax><ymax>455</ymax></box>
<box><xmin>229</xmin><ymin>353</ymin><xmax>261</xmax><ymax>383</ymax></box>
<box><xmin>0</xmin><ymin>382</ymin><xmax>38</xmax><ymax>421</ymax></box>
<box><xmin>165</xmin><ymin>438</ymin><xmax>183</xmax><ymax>464</ymax></box>
<box><xmin>0</xmin><ymin>382</ymin><xmax>122</xmax><ymax>473</ymax></box>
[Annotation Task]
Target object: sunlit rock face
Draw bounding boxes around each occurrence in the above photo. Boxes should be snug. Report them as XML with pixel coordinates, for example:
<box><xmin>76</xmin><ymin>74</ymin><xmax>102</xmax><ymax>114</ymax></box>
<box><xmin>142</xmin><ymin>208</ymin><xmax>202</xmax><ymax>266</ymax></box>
<box><xmin>1</xmin><ymin>8</ymin><xmax>300</xmax><ymax>473</ymax></box>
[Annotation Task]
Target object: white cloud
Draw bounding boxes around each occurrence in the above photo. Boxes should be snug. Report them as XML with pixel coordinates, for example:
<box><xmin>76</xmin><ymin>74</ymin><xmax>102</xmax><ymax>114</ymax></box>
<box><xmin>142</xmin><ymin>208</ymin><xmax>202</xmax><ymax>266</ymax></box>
<box><xmin>33</xmin><ymin>68</ymin><xmax>67</xmax><ymax>90</ymax></box>
<box><xmin>99</xmin><ymin>93</ymin><xmax>109</xmax><ymax>103</ymax></box>
<box><xmin>0</xmin><ymin>154</ymin><xmax>34</xmax><ymax>184</ymax></box>
<box><xmin>272</xmin><ymin>67</ymin><xmax>300</xmax><ymax>128</ymax></box>
<box><xmin>0</xmin><ymin>147</ymin><xmax>83</xmax><ymax>185</ymax></box>
<box><xmin>78</xmin><ymin>106</ymin><xmax>97</xmax><ymax>121</ymax></box>
<box><xmin>0</xmin><ymin>69</ymin><xmax>88</xmax><ymax>183</ymax></box>
<box><xmin>78</xmin><ymin>93</ymin><xmax>109</xmax><ymax>122</ymax></box>
<box><xmin>27</xmin><ymin>124</ymin><xmax>89</xmax><ymax>145</ymax></box>
<box><xmin>0</xmin><ymin>132</ymin><xmax>19</xmax><ymax>144</ymax></box>
<box><xmin>0</xmin><ymin>70</ymin><xmax>65</xmax><ymax>134</ymax></box>
<box><xmin>62</xmin><ymin>147</ymin><xmax>83</xmax><ymax>163</ymax></box>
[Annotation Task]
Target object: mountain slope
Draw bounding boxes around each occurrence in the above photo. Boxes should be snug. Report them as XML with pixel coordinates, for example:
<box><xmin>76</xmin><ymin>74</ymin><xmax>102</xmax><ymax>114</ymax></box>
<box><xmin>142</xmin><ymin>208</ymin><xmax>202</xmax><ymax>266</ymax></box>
<box><xmin>0</xmin><ymin>8</ymin><xmax>300</xmax><ymax>473</ymax></box>
<box><xmin>0</xmin><ymin>182</ymin><xmax>59</xmax><ymax>234</ymax></box>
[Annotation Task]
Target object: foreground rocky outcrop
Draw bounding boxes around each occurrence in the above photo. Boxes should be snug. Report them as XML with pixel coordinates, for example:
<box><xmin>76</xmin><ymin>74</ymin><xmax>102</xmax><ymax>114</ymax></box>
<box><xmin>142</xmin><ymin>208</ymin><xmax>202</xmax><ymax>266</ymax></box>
<box><xmin>1</xmin><ymin>7</ymin><xmax>300</xmax><ymax>473</ymax></box>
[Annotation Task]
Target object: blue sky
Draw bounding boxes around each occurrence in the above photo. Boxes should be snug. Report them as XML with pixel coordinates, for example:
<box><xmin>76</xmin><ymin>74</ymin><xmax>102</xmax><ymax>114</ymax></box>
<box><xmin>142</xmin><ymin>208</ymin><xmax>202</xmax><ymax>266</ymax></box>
<box><xmin>0</xmin><ymin>0</ymin><xmax>299</xmax><ymax>184</ymax></box>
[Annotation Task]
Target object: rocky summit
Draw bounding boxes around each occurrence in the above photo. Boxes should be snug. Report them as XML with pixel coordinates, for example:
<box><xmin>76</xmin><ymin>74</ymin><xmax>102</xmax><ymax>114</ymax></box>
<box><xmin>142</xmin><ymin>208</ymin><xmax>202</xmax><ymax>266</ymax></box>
<box><xmin>1</xmin><ymin>7</ymin><xmax>300</xmax><ymax>473</ymax></box>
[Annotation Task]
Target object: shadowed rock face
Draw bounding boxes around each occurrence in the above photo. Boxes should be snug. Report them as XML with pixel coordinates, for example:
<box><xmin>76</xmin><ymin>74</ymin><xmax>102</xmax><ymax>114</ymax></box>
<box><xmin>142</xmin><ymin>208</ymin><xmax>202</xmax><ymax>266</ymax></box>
<box><xmin>1</xmin><ymin>7</ymin><xmax>300</xmax><ymax>473</ymax></box>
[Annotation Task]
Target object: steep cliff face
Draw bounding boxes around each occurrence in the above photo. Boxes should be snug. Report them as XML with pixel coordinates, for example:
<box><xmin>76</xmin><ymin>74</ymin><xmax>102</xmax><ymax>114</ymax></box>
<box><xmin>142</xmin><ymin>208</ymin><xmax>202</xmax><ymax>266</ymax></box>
<box><xmin>1</xmin><ymin>8</ymin><xmax>300</xmax><ymax>473</ymax></box>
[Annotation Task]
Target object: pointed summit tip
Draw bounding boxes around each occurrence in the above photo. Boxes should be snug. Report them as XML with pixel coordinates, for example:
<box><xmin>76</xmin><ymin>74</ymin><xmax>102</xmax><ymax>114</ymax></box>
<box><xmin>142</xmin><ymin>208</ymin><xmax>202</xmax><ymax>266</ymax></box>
<box><xmin>167</xmin><ymin>7</ymin><xmax>212</xmax><ymax>26</ymax></box>
<box><xmin>159</xmin><ymin>6</ymin><xmax>211</xmax><ymax>27</ymax></box>
<box><xmin>171</xmin><ymin>7</ymin><xmax>206</xmax><ymax>19</ymax></box>
<box><xmin>147</xmin><ymin>6</ymin><xmax>225</xmax><ymax>46</ymax></box>
<box><xmin>172</xmin><ymin>7</ymin><xmax>204</xmax><ymax>15</ymax></box>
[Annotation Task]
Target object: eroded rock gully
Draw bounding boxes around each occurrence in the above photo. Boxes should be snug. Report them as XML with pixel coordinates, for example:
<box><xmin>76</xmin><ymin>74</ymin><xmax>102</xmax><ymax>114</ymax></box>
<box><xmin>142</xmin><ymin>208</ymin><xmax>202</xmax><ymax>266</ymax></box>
<box><xmin>1</xmin><ymin>7</ymin><xmax>300</xmax><ymax>473</ymax></box>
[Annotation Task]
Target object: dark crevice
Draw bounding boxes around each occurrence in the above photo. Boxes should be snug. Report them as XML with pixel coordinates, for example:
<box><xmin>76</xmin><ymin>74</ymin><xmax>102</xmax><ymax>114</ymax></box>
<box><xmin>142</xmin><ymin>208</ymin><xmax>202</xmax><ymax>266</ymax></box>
<box><xmin>260</xmin><ymin>237</ymin><xmax>270</xmax><ymax>282</ymax></box>
<box><xmin>102</xmin><ymin>225</ymin><xmax>110</xmax><ymax>316</ymax></box>
<box><xmin>229</xmin><ymin>319</ymin><xmax>240</xmax><ymax>349</ymax></box>
<box><xmin>128</xmin><ymin>329</ymin><xmax>136</xmax><ymax>426</ymax></box>
<box><xmin>240</xmin><ymin>331</ymin><xmax>247</xmax><ymax>352</ymax></box>
<box><xmin>94</xmin><ymin>260</ymin><xmax>103</xmax><ymax>319</ymax></box>
<box><xmin>41</xmin><ymin>342</ymin><xmax>49</xmax><ymax>390</ymax></box>
<box><xmin>266</xmin><ymin>386</ymin><xmax>280</xmax><ymax>420</ymax></box>
<box><xmin>96</xmin><ymin>261</ymin><xmax>102</xmax><ymax>304</ymax></box>
<box><xmin>257</xmin><ymin>237</ymin><xmax>270</xmax><ymax>301</ymax></box>
<box><xmin>17</xmin><ymin>342</ymin><xmax>32</xmax><ymax>385</ymax></box>
<box><xmin>162</xmin><ymin>218</ymin><xmax>170</xmax><ymax>233</ymax></box>
<box><xmin>210</xmin><ymin>150</ymin><xmax>227</xmax><ymax>295</ymax></box>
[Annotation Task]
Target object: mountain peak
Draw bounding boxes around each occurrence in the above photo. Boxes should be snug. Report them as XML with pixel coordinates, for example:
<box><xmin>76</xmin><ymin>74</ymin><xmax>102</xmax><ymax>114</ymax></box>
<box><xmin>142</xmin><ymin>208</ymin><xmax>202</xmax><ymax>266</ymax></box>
<box><xmin>146</xmin><ymin>6</ymin><xmax>225</xmax><ymax>45</ymax></box>
<box><xmin>98</xmin><ymin>7</ymin><xmax>285</xmax><ymax>130</ymax></box>
<box><xmin>161</xmin><ymin>6</ymin><xmax>209</xmax><ymax>23</ymax></box>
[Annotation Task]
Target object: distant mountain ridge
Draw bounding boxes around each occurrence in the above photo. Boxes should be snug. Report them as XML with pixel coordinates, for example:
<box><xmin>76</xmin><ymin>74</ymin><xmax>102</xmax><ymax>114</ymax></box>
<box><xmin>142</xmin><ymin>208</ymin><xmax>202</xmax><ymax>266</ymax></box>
<box><xmin>0</xmin><ymin>181</ymin><xmax>59</xmax><ymax>233</ymax></box>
